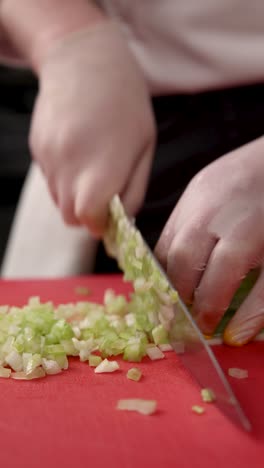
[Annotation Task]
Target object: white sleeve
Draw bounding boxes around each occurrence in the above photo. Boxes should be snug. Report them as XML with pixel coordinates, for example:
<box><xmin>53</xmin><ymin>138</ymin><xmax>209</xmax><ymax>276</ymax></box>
<box><xmin>1</xmin><ymin>164</ymin><xmax>98</xmax><ymax>278</ymax></box>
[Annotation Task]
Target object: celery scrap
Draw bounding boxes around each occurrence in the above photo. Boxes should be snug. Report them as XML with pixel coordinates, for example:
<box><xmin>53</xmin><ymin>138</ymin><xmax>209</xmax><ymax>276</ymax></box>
<box><xmin>117</xmin><ymin>399</ymin><xmax>157</xmax><ymax>415</ymax></box>
<box><xmin>201</xmin><ymin>388</ymin><xmax>216</xmax><ymax>403</ymax></box>
<box><xmin>88</xmin><ymin>355</ymin><xmax>102</xmax><ymax>367</ymax></box>
<box><xmin>94</xmin><ymin>358</ymin><xmax>119</xmax><ymax>373</ymax></box>
<box><xmin>127</xmin><ymin>367</ymin><xmax>142</xmax><ymax>381</ymax></box>
<box><xmin>0</xmin><ymin>196</ymin><xmax>183</xmax><ymax>379</ymax></box>
<box><xmin>192</xmin><ymin>405</ymin><xmax>205</xmax><ymax>415</ymax></box>
<box><xmin>228</xmin><ymin>368</ymin><xmax>248</xmax><ymax>379</ymax></box>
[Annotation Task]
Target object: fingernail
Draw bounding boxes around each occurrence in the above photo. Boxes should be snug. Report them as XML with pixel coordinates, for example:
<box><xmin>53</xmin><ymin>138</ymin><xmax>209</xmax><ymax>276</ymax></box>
<box><xmin>195</xmin><ymin>313</ymin><xmax>218</xmax><ymax>336</ymax></box>
<box><xmin>224</xmin><ymin>327</ymin><xmax>257</xmax><ymax>346</ymax></box>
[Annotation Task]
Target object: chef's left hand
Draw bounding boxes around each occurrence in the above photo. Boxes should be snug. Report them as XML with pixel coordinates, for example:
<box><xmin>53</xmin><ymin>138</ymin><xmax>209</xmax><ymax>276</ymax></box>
<box><xmin>155</xmin><ymin>137</ymin><xmax>264</xmax><ymax>345</ymax></box>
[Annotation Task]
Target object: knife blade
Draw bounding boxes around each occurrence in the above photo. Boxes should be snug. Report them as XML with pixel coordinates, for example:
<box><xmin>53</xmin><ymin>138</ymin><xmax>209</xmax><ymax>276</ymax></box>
<box><xmin>104</xmin><ymin>195</ymin><xmax>251</xmax><ymax>431</ymax></box>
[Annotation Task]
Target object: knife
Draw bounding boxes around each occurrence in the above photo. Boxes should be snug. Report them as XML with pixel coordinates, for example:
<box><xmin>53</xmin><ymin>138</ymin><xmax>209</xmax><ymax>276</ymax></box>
<box><xmin>104</xmin><ymin>195</ymin><xmax>251</xmax><ymax>431</ymax></box>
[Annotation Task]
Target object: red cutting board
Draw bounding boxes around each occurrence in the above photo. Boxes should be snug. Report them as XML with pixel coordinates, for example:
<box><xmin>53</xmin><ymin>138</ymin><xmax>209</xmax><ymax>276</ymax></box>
<box><xmin>0</xmin><ymin>275</ymin><xmax>263</xmax><ymax>468</ymax></box>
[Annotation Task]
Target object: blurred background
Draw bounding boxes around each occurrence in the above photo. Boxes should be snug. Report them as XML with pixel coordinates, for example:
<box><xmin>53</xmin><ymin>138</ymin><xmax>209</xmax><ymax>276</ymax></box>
<box><xmin>0</xmin><ymin>65</ymin><xmax>37</xmax><ymax>267</ymax></box>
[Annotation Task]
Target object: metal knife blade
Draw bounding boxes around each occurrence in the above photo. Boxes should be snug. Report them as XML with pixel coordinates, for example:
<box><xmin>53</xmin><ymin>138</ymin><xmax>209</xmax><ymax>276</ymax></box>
<box><xmin>162</xmin><ymin>267</ymin><xmax>251</xmax><ymax>432</ymax></box>
<box><xmin>104</xmin><ymin>195</ymin><xmax>251</xmax><ymax>431</ymax></box>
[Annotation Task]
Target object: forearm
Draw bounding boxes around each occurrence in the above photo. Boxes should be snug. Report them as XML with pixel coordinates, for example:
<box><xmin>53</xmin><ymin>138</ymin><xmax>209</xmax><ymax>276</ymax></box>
<box><xmin>0</xmin><ymin>0</ymin><xmax>106</xmax><ymax>72</ymax></box>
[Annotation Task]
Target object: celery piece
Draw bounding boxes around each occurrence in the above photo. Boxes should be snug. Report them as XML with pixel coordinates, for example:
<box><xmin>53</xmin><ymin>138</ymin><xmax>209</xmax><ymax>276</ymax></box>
<box><xmin>152</xmin><ymin>324</ymin><xmax>169</xmax><ymax>345</ymax></box>
<box><xmin>94</xmin><ymin>358</ymin><xmax>119</xmax><ymax>373</ymax></box>
<box><xmin>192</xmin><ymin>405</ymin><xmax>205</xmax><ymax>415</ymax></box>
<box><xmin>228</xmin><ymin>368</ymin><xmax>248</xmax><ymax>379</ymax></box>
<box><xmin>88</xmin><ymin>355</ymin><xmax>102</xmax><ymax>367</ymax></box>
<box><xmin>127</xmin><ymin>367</ymin><xmax>142</xmax><ymax>381</ymax></box>
<box><xmin>117</xmin><ymin>399</ymin><xmax>157</xmax><ymax>415</ymax></box>
<box><xmin>201</xmin><ymin>388</ymin><xmax>216</xmax><ymax>403</ymax></box>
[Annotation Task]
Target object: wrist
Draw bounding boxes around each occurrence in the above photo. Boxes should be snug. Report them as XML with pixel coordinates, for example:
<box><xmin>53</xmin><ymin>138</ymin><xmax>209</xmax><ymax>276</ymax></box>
<box><xmin>0</xmin><ymin>0</ymin><xmax>106</xmax><ymax>73</ymax></box>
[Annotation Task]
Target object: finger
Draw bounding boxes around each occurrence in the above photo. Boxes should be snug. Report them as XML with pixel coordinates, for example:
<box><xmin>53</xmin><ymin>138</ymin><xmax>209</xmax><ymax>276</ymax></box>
<box><xmin>193</xmin><ymin>239</ymin><xmax>260</xmax><ymax>335</ymax></box>
<box><xmin>165</xmin><ymin>226</ymin><xmax>217</xmax><ymax>304</ymax></box>
<box><xmin>57</xmin><ymin>177</ymin><xmax>78</xmax><ymax>226</ymax></box>
<box><xmin>74</xmin><ymin>140</ymin><xmax>153</xmax><ymax>237</ymax></box>
<box><xmin>74</xmin><ymin>160</ymin><xmax>127</xmax><ymax>238</ymax></box>
<box><xmin>121</xmin><ymin>142</ymin><xmax>154</xmax><ymax>218</ymax></box>
<box><xmin>155</xmin><ymin>206</ymin><xmax>182</xmax><ymax>268</ymax></box>
<box><xmin>224</xmin><ymin>268</ymin><xmax>264</xmax><ymax>345</ymax></box>
<box><xmin>154</xmin><ymin>185</ymin><xmax>210</xmax><ymax>269</ymax></box>
<box><xmin>74</xmin><ymin>168</ymin><xmax>109</xmax><ymax>237</ymax></box>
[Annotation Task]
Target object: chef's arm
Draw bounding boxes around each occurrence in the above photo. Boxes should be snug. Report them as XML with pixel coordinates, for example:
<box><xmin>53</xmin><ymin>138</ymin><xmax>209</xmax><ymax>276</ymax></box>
<box><xmin>0</xmin><ymin>0</ymin><xmax>106</xmax><ymax>71</ymax></box>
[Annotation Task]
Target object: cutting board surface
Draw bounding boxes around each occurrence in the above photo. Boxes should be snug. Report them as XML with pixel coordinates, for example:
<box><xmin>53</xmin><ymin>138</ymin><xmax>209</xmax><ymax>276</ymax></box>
<box><xmin>0</xmin><ymin>275</ymin><xmax>263</xmax><ymax>468</ymax></box>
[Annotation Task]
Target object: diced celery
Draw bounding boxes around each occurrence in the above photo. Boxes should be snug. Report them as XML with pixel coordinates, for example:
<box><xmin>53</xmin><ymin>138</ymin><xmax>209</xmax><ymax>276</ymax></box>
<box><xmin>201</xmin><ymin>388</ymin><xmax>216</xmax><ymax>403</ymax></box>
<box><xmin>88</xmin><ymin>355</ymin><xmax>102</xmax><ymax>367</ymax></box>
<box><xmin>127</xmin><ymin>367</ymin><xmax>142</xmax><ymax>381</ymax></box>
<box><xmin>42</xmin><ymin>358</ymin><xmax>61</xmax><ymax>375</ymax></box>
<box><xmin>228</xmin><ymin>368</ymin><xmax>248</xmax><ymax>379</ymax></box>
<box><xmin>0</xmin><ymin>366</ymin><xmax>11</xmax><ymax>378</ymax></box>
<box><xmin>146</xmin><ymin>345</ymin><xmax>164</xmax><ymax>361</ymax></box>
<box><xmin>94</xmin><ymin>358</ymin><xmax>119</xmax><ymax>373</ymax></box>
<box><xmin>123</xmin><ymin>342</ymin><xmax>146</xmax><ymax>362</ymax></box>
<box><xmin>192</xmin><ymin>405</ymin><xmax>205</xmax><ymax>415</ymax></box>
<box><xmin>22</xmin><ymin>353</ymin><xmax>42</xmax><ymax>375</ymax></box>
<box><xmin>152</xmin><ymin>324</ymin><xmax>169</xmax><ymax>345</ymax></box>
<box><xmin>116</xmin><ymin>399</ymin><xmax>157</xmax><ymax>415</ymax></box>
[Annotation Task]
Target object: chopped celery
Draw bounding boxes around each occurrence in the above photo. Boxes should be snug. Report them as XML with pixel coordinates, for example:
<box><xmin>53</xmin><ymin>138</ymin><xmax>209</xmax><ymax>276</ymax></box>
<box><xmin>42</xmin><ymin>358</ymin><xmax>61</xmax><ymax>375</ymax></box>
<box><xmin>152</xmin><ymin>324</ymin><xmax>169</xmax><ymax>345</ymax></box>
<box><xmin>0</xmin><ymin>194</ymin><xmax>260</xmax><ymax>383</ymax></box>
<box><xmin>49</xmin><ymin>320</ymin><xmax>74</xmax><ymax>342</ymax></box>
<box><xmin>127</xmin><ymin>367</ymin><xmax>142</xmax><ymax>381</ymax></box>
<box><xmin>0</xmin><ymin>366</ymin><xmax>11</xmax><ymax>378</ymax></box>
<box><xmin>116</xmin><ymin>399</ymin><xmax>157</xmax><ymax>415</ymax></box>
<box><xmin>104</xmin><ymin>196</ymin><xmax>179</xmax><ymax>332</ymax></box>
<box><xmin>88</xmin><ymin>355</ymin><xmax>102</xmax><ymax>367</ymax></box>
<box><xmin>94</xmin><ymin>358</ymin><xmax>119</xmax><ymax>373</ymax></box>
<box><xmin>22</xmin><ymin>353</ymin><xmax>42</xmax><ymax>375</ymax></box>
<box><xmin>201</xmin><ymin>388</ymin><xmax>216</xmax><ymax>403</ymax></box>
<box><xmin>75</xmin><ymin>286</ymin><xmax>90</xmax><ymax>296</ymax></box>
<box><xmin>104</xmin><ymin>290</ymin><xmax>128</xmax><ymax>316</ymax></box>
<box><xmin>146</xmin><ymin>345</ymin><xmax>164</xmax><ymax>360</ymax></box>
<box><xmin>192</xmin><ymin>405</ymin><xmax>205</xmax><ymax>415</ymax></box>
<box><xmin>159</xmin><ymin>343</ymin><xmax>173</xmax><ymax>352</ymax></box>
<box><xmin>5</xmin><ymin>350</ymin><xmax>23</xmax><ymax>372</ymax></box>
<box><xmin>0</xmin><ymin>195</ymin><xmax>191</xmax><ymax>378</ymax></box>
<box><xmin>43</xmin><ymin>344</ymin><xmax>65</xmax><ymax>355</ymax></box>
<box><xmin>11</xmin><ymin>367</ymin><xmax>46</xmax><ymax>380</ymax></box>
<box><xmin>123</xmin><ymin>342</ymin><xmax>146</xmax><ymax>362</ymax></box>
<box><xmin>228</xmin><ymin>368</ymin><xmax>248</xmax><ymax>379</ymax></box>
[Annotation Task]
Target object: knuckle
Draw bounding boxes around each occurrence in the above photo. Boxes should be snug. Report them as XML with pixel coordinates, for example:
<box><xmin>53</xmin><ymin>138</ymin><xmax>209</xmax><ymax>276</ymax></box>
<box><xmin>216</xmin><ymin>243</ymin><xmax>245</xmax><ymax>269</ymax></box>
<box><xmin>168</xmin><ymin>239</ymin><xmax>191</xmax><ymax>269</ymax></box>
<box><xmin>167</xmin><ymin>242</ymin><xmax>191</xmax><ymax>285</ymax></box>
<box><xmin>49</xmin><ymin>124</ymin><xmax>77</xmax><ymax>165</ymax></box>
<box><xmin>30</xmin><ymin>118</ymin><xmax>77</xmax><ymax>166</ymax></box>
<box><xmin>29</xmin><ymin>127</ymin><xmax>50</xmax><ymax>163</ymax></box>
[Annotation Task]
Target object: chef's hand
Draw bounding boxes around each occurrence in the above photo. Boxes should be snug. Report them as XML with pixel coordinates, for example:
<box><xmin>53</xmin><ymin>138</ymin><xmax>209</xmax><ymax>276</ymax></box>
<box><xmin>30</xmin><ymin>21</ymin><xmax>156</xmax><ymax>237</ymax></box>
<box><xmin>155</xmin><ymin>137</ymin><xmax>264</xmax><ymax>345</ymax></box>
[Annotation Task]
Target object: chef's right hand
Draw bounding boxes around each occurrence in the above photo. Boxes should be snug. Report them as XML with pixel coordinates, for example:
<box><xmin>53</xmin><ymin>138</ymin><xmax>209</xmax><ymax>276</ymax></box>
<box><xmin>30</xmin><ymin>21</ymin><xmax>156</xmax><ymax>237</ymax></box>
